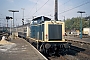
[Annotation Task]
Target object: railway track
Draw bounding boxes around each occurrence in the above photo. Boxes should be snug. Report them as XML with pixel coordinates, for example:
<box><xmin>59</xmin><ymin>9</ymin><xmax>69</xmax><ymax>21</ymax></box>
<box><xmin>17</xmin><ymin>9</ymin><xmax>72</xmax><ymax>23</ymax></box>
<box><xmin>21</xmin><ymin>37</ymin><xmax>90</xmax><ymax>60</ymax></box>
<box><xmin>44</xmin><ymin>45</ymin><xmax>90</xmax><ymax>60</ymax></box>
<box><xmin>68</xmin><ymin>45</ymin><xmax>90</xmax><ymax>60</ymax></box>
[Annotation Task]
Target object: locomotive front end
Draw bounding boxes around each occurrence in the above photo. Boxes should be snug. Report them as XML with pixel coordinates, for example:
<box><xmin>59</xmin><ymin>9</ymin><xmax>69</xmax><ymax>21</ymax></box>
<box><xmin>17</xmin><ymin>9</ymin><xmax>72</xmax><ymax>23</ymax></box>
<box><xmin>44</xmin><ymin>21</ymin><xmax>65</xmax><ymax>42</ymax></box>
<box><xmin>40</xmin><ymin>21</ymin><xmax>70</xmax><ymax>55</ymax></box>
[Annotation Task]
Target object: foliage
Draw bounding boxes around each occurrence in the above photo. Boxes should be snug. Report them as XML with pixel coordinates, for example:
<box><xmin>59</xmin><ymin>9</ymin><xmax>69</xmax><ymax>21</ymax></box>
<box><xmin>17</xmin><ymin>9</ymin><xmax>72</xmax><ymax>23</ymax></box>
<box><xmin>65</xmin><ymin>17</ymin><xmax>89</xmax><ymax>30</ymax></box>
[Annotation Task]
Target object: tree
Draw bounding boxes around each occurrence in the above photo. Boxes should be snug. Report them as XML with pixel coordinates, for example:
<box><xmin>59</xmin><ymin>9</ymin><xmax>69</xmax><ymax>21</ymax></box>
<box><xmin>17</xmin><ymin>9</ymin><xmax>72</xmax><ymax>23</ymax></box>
<box><xmin>65</xmin><ymin>17</ymin><xmax>89</xmax><ymax>31</ymax></box>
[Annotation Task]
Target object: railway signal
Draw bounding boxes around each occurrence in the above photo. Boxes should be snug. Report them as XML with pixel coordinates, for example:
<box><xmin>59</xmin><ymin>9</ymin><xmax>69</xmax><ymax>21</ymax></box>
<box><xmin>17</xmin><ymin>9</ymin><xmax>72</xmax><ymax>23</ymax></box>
<box><xmin>6</xmin><ymin>16</ymin><xmax>13</xmax><ymax>27</ymax></box>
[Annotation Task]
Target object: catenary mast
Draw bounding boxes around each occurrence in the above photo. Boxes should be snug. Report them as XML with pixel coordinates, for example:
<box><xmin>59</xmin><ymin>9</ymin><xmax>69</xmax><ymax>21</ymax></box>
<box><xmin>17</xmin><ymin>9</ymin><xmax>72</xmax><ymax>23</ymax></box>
<box><xmin>54</xmin><ymin>0</ymin><xmax>58</xmax><ymax>21</ymax></box>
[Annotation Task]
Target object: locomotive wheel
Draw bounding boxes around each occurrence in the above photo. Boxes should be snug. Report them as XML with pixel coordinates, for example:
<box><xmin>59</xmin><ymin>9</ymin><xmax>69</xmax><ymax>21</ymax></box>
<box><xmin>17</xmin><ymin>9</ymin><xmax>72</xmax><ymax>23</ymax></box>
<box><xmin>39</xmin><ymin>44</ymin><xmax>45</xmax><ymax>53</ymax></box>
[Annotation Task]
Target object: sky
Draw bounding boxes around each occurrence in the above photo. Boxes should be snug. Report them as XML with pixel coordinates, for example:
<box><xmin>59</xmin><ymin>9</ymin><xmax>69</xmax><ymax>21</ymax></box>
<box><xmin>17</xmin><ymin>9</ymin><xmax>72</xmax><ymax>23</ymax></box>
<box><xmin>0</xmin><ymin>0</ymin><xmax>90</xmax><ymax>27</ymax></box>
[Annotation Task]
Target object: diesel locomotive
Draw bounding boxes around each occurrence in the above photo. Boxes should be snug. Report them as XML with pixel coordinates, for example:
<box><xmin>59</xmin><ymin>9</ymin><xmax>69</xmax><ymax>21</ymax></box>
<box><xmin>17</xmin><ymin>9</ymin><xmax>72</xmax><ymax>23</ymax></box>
<box><xmin>30</xmin><ymin>16</ymin><xmax>70</xmax><ymax>55</ymax></box>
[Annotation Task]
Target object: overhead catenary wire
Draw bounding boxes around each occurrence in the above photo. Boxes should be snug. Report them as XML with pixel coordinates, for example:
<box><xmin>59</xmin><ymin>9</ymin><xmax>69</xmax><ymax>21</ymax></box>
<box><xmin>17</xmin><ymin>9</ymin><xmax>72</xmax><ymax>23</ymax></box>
<box><xmin>60</xmin><ymin>0</ymin><xmax>71</xmax><ymax>6</ymax></box>
<box><xmin>59</xmin><ymin>1</ymin><xmax>90</xmax><ymax>14</ymax></box>
<box><xmin>44</xmin><ymin>0</ymin><xmax>71</xmax><ymax>16</ymax></box>
<box><xmin>25</xmin><ymin>0</ymin><xmax>39</xmax><ymax>17</ymax></box>
<box><xmin>31</xmin><ymin>0</ymin><xmax>50</xmax><ymax>16</ymax></box>
<box><xmin>21</xmin><ymin>0</ymin><xmax>51</xmax><ymax>22</ymax></box>
<box><xmin>7</xmin><ymin>0</ymin><xmax>90</xmax><ymax>22</ymax></box>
